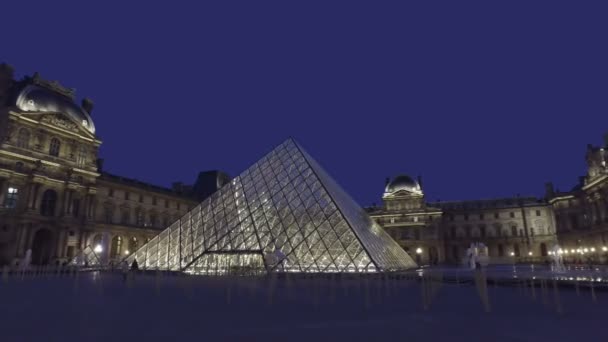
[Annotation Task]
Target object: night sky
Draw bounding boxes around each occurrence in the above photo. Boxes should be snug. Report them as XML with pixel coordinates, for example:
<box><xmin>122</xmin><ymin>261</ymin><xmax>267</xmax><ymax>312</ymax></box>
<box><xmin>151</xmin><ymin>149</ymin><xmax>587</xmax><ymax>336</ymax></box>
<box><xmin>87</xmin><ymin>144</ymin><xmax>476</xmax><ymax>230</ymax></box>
<box><xmin>2</xmin><ymin>2</ymin><xmax>607</xmax><ymax>206</ymax></box>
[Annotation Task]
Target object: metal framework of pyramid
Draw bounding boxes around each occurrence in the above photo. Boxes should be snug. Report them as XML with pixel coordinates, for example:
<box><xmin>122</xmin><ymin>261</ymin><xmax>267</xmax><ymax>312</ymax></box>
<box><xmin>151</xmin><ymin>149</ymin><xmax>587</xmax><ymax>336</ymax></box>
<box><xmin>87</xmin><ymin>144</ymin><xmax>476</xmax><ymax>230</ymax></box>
<box><xmin>125</xmin><ymin>139</ymin><xmax>416</xmax><ymax>274</ymax></box>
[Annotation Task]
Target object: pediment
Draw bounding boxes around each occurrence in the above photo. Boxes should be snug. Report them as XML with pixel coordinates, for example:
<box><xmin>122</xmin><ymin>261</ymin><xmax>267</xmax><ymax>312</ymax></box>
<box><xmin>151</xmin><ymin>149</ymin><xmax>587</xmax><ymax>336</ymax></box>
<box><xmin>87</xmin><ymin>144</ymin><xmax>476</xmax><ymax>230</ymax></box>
<box><xmin>21</xmin><ymin>112</ymin><xmax>95</xmax><ymax>138</ymax></box>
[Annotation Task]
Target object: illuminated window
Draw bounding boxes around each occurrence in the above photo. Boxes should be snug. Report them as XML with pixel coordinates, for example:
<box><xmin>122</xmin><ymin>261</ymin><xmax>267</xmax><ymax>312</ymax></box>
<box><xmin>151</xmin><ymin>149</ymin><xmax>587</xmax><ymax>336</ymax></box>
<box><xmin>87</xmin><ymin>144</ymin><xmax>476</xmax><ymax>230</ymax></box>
<box><xmin>76</xmin><ymin>145</ymin><xmax>87</xmax><ymax>166</ymax></box>
<box><xmin>4</xmin><ymin>187</ymin><xmax>18</xmax><ymax>208</ymax></box>
<box><xmin>17</xmin><ymin>128</ymin><xmax>30</xmax><ymax>149</ymax></box>
<box><xmin>49</xmin><ymin>138</ymin><xmax>61</xmax><ymax>157</ymax></box>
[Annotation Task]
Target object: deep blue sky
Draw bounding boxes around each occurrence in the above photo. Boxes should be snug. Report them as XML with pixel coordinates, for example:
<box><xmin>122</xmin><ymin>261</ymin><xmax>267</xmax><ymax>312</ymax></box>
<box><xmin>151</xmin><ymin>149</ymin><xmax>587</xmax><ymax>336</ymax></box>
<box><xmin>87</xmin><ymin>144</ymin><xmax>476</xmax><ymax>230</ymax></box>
<box><xmin>2</xmin><ymin>2</ymin><xmax>607</xmax><ymax>206</ymax></box>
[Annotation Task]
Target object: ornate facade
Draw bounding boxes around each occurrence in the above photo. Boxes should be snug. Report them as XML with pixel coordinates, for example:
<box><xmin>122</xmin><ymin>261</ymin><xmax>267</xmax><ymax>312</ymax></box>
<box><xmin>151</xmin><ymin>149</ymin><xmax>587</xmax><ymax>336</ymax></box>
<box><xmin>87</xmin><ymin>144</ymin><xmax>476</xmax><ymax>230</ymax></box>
<box><xmin>368</xmin><ymin>175</ymin><xmax>558</xmax><ymax>265</ymax></box>
<box><xmin>546</xmin><ymin>134</ymin><xmax>608</xmax><ymax>263</ymax></box>
<box><xmin>0</xmin><ymin>64</ymin><xmax>227</xmax><ymax>266</ymax></box>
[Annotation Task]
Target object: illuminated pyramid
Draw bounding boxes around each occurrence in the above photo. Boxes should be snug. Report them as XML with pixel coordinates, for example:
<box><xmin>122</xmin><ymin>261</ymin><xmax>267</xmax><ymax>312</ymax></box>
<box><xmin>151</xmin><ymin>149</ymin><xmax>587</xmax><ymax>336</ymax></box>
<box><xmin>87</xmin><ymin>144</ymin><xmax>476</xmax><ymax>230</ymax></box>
<box><xmin>126</xmin><ymin>139</ymin><xmax>416</xmax><ymax>274</ymax></box>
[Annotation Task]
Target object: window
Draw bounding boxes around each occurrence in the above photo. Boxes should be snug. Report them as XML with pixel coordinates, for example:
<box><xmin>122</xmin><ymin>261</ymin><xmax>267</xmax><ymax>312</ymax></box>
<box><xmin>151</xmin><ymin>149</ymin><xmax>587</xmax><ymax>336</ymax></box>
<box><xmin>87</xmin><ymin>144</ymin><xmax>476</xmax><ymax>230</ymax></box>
<box><xmin>128</xmin><ymin>237</ymin><xmax>138</xmax><ymax>253</ymax></box>
<box><xmin>17</xmin><ymin>128</ymin><xmax>30</xmax><ymax>148</ymax></box>
<box><xmin>15</xmin><ymin>162</ymin><xmax>24</xmax><ymax>172</ymax></box>
<box><xmin>108</xmin><ymin>188</ymin><xmax>114</xmax><ymax>197</ymax></box>
<box><xmin>150</xmin><ymin>214</ymin><xmax>157</xmax><ymax>227</ymax></box>
<box><xmin>124</xmin><ymin>191</ymin><xmax>130</xmax><ymax>200</ymax></box>
<box><xmin>136</xmin><ymin>210</ymin><xmax>144</xmax><ymax>226</ymax></box>
<box><xmin>464</xmin><ymin>214</ymin><xmax>469</xmax><ymax>221</ymax></box>
<box><xmin>40</xmin><ymin>189</ymin><xmax>58</xmax><ymax>216</ymax></box>
<box><xmin>49</xmin><ymin>138</ymin><xmax>61</xmax><ymax>157</ymax></box>
<box><xmin>66</xmin><ymin>246</ymin><xmax>75</xmax><ymax>258</ymax></box>
<box><xmin>414</xmin><ymin>229</ymin><xmax>420</xmax><ymax>240</ymax></box>
<box><xmin>465</xmin><ymin>226</ymin><xmax>471</xmax><ymax>238</ymax></box>
<box><xmin>177</xmin><ymin>203</ymin><xmax>181</xmax><ymax>210</ymax></box>
<box><xmin>498</xmin><ymin>244</ymin><xmax>504</xmax><ymax>257</ymax></box>
<box><xmin>451</xmin><ymin>226</ymin><xmax>456</xmax><ymax>239</ymax></box>
<box><xmin>4</xmin><ymin>187</ymin><xmax>18</xmax><ymax>208</ymax></box>
<box><xmin>494</xmin><ymin>212</ymin><xmax>499</xmax><ymax>219</ymax></box>
<box><xmin>72</xmin><ymin>199</ymin><xmax>80</xmax><ymax>218</ymax></box>
<box><xmin>68</xmin><ymin>230</ymin><xmax>75</xmax><ymax>236</ymax></box>
<box><xmin>509</xmin><ymin>212</ymin><xmax>515</xmax><ymax>218</ymax></box>
<box><xmin>513</xmin><ymin>244</ymin><xmax>520</xmax><ymax>257</ymax></box>
<box><xmin>429</xmin><ymin>216</ymin><xmax>434</xmax><ymax>222</ymax></box>
<box><xmin>76</xmin><ymin>145</ymin><xmax>87</xmax><ymax>166</ymax></box>
<box><xmin>139</xmin><ymin>194</ymin><xmax>143</xmax><ymax>203</ymax></box>
<box><xmin>479</xmin><ymin>225</ymin><xmax>486</xmax><ymax>238</ymax></box>
<box><xmin>121</xmin><ymin>210</ymin><xmax>130</xmax><ymax>224</ymax></box>
<box><xmin>536</xmin><ymin>210</ymin><xmax>541</xmax><ymax>217</ymax></box>
<box><xmin>163</xmin><ymin>217</ymin><xmax>169</xmax><ymax>227</ymax></box>
<box><xmin>165</xmin><ymin>199</ymin><xmax>169</xmax><ymax>208</ymax></box>
<box><xmin>104</xmin><ymin>206</ymin><xmax>114</xmax><ymax>224</ymax></box>
<box><xmin>479</xmin><ymin>214</ymin><xmax>484</xmax><ymax>220</ymax></box>
<box><xmin>390</xmin><ymin>217</ymin><xmax>395</xmax><ymax>224</ymax></box>
<box><xmin>110</xmin><ymin>236</ymin><xmax>122</xmax><ymax>258</ymax></box>
<box><xmin>152</xmin><ymin>197</ymin><xmax>157</xmax><ymax>205</ymax></box>
<box><xmin>449</xmin><ymin>215</ymin><xmax>455</xmax><ymax>222</ymax></box>
<box><xmin>511</xmin><ymin>226</ymin><xmax>517</xmax><ymax>236</ymax></box>
<box><xmin>530</xmin><ymin>228</ymin><xmax>535</xmax><ymax>236</ymax></box>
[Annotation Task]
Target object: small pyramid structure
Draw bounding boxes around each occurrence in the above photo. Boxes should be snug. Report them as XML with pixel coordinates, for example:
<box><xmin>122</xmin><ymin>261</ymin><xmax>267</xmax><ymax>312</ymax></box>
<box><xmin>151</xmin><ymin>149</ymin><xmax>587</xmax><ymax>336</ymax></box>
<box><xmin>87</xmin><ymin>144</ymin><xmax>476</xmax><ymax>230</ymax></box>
<box><xmin>126</xmin><ymin>139</ymin><xmax>416</xmax><ymax>274</ymax></box>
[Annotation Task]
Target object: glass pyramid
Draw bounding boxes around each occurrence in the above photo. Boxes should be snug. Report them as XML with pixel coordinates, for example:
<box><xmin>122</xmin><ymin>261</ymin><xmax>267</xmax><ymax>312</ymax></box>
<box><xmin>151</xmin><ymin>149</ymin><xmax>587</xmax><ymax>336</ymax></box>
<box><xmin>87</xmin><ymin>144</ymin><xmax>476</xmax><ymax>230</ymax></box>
<box><xmin>125</xmin><ymin>139</ymin><xmax>416</xmax><ymax>274</ymax></box>
<box><xmin>69</xmin><ymin>245</ymin><xmax>102</xmax><ymax>267</ymax></box>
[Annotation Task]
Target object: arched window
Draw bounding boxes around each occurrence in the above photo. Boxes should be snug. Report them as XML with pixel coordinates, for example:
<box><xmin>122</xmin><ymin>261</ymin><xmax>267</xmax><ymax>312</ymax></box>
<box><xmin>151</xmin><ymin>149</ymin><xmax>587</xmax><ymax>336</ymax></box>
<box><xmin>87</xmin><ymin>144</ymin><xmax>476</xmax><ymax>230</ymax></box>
<box><xmin>498</xmin><ymin>244</ymin><xmax>504</xmax><ymax>257</ymax></box>
<box><xmin>513</xmin><ymin>244</ymin><xmax>520</xmax><ymax>257</ymax></box>
<box><xmin>77</xmin><ymin>145</ymin><xmax>87</xmax><ymax>166</ymax></box>
<box><xmin>104</xmin><ymin>205</ymin><xmax>114</xmax><ymax>224</ymax></box>
<box><xmin>49</xmin><ymin>138</ymin><xmax>61</xmax><ymax>157</ymax></box>
<box><xmin>540</xmin><ymin>243</ymin><xmax>548</xmax><ymax>257</ymax></box>
<box><xmin>128</xmin><ymin>237</ymin><xmax>138</xmax><ymax>254</ymax></box>
<box><xmin>110</xmin><ymin>235</ymin><xmax>123</xmax><ymax>258</ymax></box>
<box><xmin>40</xmin><ymin>189</ymin><xmax>58</xmax><ymax>216</ymax></box>
<box><xmin>17</xmin><ymin>128</ymin><xmax>30</xmax><ymax>148</ymax></box>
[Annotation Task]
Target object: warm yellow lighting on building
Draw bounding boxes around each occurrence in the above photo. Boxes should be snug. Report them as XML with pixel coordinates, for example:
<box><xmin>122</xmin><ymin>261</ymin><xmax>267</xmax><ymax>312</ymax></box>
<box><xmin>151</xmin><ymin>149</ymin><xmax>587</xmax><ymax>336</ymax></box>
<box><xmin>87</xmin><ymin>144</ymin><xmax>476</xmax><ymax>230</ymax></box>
<box><xmin>510</xmin><ymin>252</ymin><xmax>515</xmax><ymax>256</ymax></box>
<box><xmin>94</xmin><ymin>244</ymin><xmax>103</xmax><ymax>253</ymax></box>
<box><xmin>416</xmin><ymin>247</ymin><xmax>422</xmax><ymax>254</ymax></box>
<box><xmin>125</xmin><ymin>250</ymin><xmax>130</xmax><ymax>255</ymax></box>
<box><xmin>528</xmin><ymin>251</ymin><xmax>533</xmax><ymax>256</ymax></box>
<box><xmin>591</xmin><ymin>247</ymin><xmax>596</xmax><ymax>252</ymax></box>
<box><xmin>603</xmin><ymin>246</ymin><xmax>608</xmax><ymax>252</ymax></box>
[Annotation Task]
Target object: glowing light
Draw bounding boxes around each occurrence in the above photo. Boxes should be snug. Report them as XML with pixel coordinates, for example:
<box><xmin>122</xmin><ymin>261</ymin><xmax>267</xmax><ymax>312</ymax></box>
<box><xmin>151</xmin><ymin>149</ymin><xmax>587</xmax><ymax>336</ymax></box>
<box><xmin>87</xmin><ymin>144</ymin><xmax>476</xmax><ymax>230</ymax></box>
<box><xmin>591</xmin><ymin>247</ymin><xmax>596</xmax><ymax>252</ymax></box>
<box><xmin>528</xmin><ymin>251</ymin><xmax>533</xmax><ymax>256</ymax></box>
<box><xmin>510</xmin><ymin>252</ymin><xmax>515</xmax><ymax>256</ymax></box>
<box><xmin>416</xmin><ymin>247</ymin><xmax>422</xmax><ymax>254</ymax></box>
<box><xmin>558</xmin><ymin>249</ymin><xmax>563</xmax><ymax>255</ymax></box>
<box><xmin>584</xmin><ymin>248</ymin><xmax>589</xmax><ymax>253</ymax></box>
<box><xmin>571</xmin><ymin>249</ymin><xmax>575</xmax><ymax>253</ymax></box>
<box><xmin>603</xmin><ymin>246</ymin><xmax>608</xmax><ymax>252</ymax></box>
<box><xmin>124</xmin><ymin>250</ymin><xmax>130</xmax><ymax>255</ymax></box>
<box><xmin>565</xmin><ymin>250</ymin><xmax>569</xmax><ymax>254</ymax></box>
<box><xmin>94</xmin><ymin>244</ymin><xmax>103</xmax><ymax>253</ymax></box>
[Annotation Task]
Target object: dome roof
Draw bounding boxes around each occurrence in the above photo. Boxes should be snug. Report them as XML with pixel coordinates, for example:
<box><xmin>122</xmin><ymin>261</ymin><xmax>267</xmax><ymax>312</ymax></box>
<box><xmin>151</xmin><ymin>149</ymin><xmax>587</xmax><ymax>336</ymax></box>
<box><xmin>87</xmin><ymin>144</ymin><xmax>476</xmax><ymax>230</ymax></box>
<box><xmin>385</xmin><ymin>174</ymin><xmax>422</xmax><ymax>195</ymax></box>
<box><xmin>15</xmin><ymin>85</ymin><xmax>95</xmax><ymax>134</ymax></box>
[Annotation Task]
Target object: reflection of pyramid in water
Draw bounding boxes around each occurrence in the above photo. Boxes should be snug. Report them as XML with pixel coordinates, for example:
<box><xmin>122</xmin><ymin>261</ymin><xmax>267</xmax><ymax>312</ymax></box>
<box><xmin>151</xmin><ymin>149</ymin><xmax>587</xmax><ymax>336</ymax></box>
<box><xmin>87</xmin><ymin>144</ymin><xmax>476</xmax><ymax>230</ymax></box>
<box><xmin>126</xmin><ymin>139</ymin><xmax>416</xmax><ymax>273</ymax></box>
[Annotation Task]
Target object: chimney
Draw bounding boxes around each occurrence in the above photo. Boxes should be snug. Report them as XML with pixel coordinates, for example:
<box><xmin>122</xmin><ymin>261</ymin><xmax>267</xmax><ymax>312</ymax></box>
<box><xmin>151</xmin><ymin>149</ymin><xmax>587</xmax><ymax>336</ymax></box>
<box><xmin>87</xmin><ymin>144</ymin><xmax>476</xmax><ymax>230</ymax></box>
<box><xmin>82</xmin><ymin>98</ymin><xmax>94</xmax><ymax>115</ymax></box>
<box><xmin>96</xmin><ymin>158</ymin><xmax>104</xmax><ymax>172</ymax></box>
<box><xmin>545</xmin><ymin>182</ymin><xmax>555</xmax><ymax>198</ymax></box>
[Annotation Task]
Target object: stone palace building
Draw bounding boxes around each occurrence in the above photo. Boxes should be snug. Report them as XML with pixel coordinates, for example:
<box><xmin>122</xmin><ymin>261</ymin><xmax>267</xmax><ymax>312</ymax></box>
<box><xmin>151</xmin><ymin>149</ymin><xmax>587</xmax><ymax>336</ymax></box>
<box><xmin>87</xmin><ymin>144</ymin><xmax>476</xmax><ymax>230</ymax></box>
<box><xmin>0</xmin><ymin>63</ymin><xmax>606</xmax><ymax>267</ymax></box>
<box><xmin>0</xmin><ymin>64</ymin><xmax>228</xmax><ymax>266</ymax></box>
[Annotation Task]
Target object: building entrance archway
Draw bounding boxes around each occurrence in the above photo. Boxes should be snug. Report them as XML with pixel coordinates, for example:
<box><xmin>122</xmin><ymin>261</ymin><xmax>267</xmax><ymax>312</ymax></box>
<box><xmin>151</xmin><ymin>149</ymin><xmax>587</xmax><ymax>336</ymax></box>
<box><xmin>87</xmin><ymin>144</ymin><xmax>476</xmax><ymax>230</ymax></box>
<box><xmin>31</xmin><ymin>229</ymin><xmax>54</xmax><ymax>265</ymax></box>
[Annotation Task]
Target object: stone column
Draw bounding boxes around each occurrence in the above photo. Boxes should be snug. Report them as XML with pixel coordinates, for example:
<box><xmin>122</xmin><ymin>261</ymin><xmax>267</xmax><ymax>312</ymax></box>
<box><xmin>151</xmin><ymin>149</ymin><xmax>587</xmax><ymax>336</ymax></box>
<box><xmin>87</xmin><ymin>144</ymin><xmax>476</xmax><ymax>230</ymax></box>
<box><xmin>28</xmin><ymin>182</ymin><xmax>41</xmax><ymax>210</ymax></box>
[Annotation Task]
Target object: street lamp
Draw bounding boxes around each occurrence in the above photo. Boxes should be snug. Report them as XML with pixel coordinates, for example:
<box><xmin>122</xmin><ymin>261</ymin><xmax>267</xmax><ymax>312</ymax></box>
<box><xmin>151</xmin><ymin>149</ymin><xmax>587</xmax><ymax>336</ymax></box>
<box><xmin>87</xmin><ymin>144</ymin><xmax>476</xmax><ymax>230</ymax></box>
<box><xmin>94</xmin><ymin>244</ymin><xmax>103</xmax><ymax>253</ymax></box>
